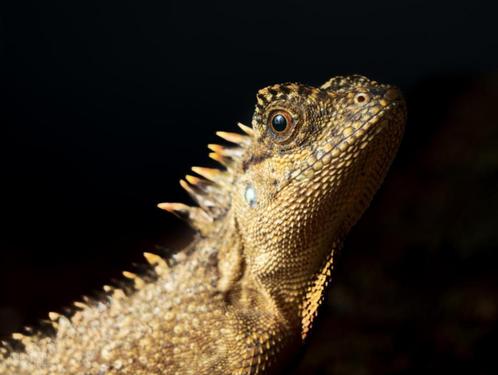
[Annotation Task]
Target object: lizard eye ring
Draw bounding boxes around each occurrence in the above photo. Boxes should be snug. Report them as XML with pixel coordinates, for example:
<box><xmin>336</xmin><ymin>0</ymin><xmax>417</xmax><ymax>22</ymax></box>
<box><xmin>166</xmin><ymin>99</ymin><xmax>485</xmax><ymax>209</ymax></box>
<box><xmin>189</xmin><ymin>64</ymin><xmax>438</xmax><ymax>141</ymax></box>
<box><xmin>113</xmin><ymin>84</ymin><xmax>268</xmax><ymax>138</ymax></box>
<box><xmin>354</xmin><ymin>93</ymin><xmax>370</xmax><ymax>105</ymax></box>
<box><xmin>268</xmin><ymin>110</ymin><xmax>296</xmax><ymax>143</ymax></box>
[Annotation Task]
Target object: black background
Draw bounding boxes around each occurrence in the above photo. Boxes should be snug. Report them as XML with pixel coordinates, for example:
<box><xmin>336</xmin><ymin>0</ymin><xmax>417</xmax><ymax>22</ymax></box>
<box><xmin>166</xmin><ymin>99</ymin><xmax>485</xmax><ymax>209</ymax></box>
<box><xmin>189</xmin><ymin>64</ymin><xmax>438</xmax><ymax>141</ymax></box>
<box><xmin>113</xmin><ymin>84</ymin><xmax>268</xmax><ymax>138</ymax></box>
<box><xmin>1</xmin><ymin>1</ymin><xmax>498</xmax><ymax>374</ymax></box>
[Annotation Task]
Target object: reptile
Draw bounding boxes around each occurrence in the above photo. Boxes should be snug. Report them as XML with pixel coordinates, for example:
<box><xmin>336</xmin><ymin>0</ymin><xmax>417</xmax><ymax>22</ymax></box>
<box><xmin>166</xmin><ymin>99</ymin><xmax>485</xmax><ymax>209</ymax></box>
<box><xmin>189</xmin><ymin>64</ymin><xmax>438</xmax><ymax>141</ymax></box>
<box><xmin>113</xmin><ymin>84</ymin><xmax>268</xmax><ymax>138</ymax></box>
<box><xmin>0</xmin><ymin>75</ymin><xmax>406</xmax><ymax>374</ymax></box>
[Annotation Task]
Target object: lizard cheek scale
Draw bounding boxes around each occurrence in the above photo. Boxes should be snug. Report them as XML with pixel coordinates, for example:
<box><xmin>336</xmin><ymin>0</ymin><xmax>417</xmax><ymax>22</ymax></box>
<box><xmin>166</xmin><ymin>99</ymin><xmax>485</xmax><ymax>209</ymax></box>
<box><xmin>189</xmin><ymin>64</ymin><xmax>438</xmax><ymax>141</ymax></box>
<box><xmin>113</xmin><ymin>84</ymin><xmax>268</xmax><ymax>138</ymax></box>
<box><xmin>0</xmin><ymin>75</ymin><xmax>406</xmax><ymax>375</ymax></box>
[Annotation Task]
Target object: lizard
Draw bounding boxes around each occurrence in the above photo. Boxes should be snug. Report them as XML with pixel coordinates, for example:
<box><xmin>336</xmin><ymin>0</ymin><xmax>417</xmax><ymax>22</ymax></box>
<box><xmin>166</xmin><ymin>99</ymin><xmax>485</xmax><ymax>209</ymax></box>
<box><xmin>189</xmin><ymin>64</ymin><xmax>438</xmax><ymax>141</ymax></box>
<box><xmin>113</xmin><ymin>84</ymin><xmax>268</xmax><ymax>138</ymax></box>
<box><xmin>0</xmin><ymin>75</ymin><xmax>406</xmax><ymax>374</ymax></box>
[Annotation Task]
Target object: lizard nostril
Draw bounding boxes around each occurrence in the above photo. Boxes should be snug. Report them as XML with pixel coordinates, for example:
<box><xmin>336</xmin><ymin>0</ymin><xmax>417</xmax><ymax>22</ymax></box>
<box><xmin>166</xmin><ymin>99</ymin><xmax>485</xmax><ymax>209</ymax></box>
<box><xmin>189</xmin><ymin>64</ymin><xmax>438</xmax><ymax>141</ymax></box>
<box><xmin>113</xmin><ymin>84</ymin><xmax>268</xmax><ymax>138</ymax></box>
<box><xmin>384</xmin><ymin>88</ymin><xmax>400</xmax><ymax>101</ymax></box>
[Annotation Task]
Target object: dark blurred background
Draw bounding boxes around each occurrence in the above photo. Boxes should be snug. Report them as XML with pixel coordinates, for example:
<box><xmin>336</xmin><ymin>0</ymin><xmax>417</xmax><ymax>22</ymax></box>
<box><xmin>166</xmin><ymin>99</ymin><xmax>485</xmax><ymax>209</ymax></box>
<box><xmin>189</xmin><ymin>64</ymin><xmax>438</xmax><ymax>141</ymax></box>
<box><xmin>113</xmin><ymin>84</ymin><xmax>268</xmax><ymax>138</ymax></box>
<box><xmin>1</xmin><ymin>0</ymin><xmax>497</xmax><ymax>374</ymax></box>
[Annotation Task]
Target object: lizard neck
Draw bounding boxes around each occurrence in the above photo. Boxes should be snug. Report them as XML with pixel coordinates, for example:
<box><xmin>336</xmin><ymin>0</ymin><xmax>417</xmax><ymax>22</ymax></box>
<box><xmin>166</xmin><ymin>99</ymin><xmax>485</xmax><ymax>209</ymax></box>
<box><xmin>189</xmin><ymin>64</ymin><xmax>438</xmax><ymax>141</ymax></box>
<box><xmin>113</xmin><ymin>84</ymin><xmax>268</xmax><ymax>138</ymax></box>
<box><xmin>222</xmin><ymin>188</ymin><xmax>346</xmax><ymax>339</ymax></box>
<box><xmin>252</xmin><ymin>241</ymin><xmax>340</xmax><ymax>340</ymax></box>
<box><xmin>225</xmin><ymin>208</ymin><xmax>342</xmax><ymax>341</ymax></box>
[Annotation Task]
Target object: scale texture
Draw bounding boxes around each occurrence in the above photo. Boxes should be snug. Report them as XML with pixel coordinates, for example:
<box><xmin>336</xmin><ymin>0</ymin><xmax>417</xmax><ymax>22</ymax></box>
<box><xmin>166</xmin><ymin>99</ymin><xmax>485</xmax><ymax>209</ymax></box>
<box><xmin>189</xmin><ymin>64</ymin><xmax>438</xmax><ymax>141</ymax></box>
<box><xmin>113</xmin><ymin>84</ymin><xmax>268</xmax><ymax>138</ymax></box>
<box><xmin>0</xmin><ymin>75</ymin><xmax>406</xmax><ymax>374</ymax></box>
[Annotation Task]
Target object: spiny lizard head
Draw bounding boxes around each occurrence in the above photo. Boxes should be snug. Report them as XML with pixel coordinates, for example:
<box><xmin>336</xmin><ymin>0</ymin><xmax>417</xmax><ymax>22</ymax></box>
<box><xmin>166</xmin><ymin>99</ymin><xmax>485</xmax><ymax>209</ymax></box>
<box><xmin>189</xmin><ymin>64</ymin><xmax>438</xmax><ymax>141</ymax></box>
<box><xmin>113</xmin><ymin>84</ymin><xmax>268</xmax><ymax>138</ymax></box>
<box><xmin>160</xmin><ymin>75</ymin><xmax>406</xmax><ymax>336</ymax></box>
<box><xmin>236</xmin><ymin>75</ymin><xmax>405</xmax><ymax>328</ymax></box>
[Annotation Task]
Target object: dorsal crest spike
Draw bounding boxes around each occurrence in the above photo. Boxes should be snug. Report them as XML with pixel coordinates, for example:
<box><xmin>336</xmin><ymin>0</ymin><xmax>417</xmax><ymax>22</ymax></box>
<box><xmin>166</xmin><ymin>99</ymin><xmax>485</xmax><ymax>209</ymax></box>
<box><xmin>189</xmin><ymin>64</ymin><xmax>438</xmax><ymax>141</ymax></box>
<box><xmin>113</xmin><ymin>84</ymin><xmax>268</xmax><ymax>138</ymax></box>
<box><xmin>103</xmin><ymin>285</ymin><xmax>112</xmax><ymax>292</ymax></box>
<box><xmin>11</xmin><ymin>333</ymin><xmax>24</xmax><ymax>341</ymax></box>
<box><xmin>216</xmin><ymin>131</ymin><xmax>249</xmax><ymax>145</ymax></box>
<box><xmin>178</xmin><ymin>179</ymin><xmax>218</xmax><ymax>208</ymax></box>
<box><xmin>179</xmin><ymin>179</ymin><xmax>198</xmax><ymax>198</ymax></box>
<box><xmin>158</xmin><ymin>123</ymin><xmax>249</xmax><ymax>237</ymax></box>
<box><xmin>122</xmin><ymin>271</ymin><xmax>136</xmax><ymax>279</ymax></box>
<box><xmin>143</xmin><ymin>252</ymin><xmax>169</xmax><ymax>276</ymax></box>
<box><xmin>207</xmin><ymin>144</ymin><xmax>223</xmax><ymax>153</ymax></box>
<box><xmin>143</xmin><ymin>252</ymin><xmax>167</xmax><ymax>267</ymax></box>
<box><xmin>191</xmin><ymin>166</ymin><xmax>229</xmax><ymax>185</ymax></box>
<box><xmin>122</xmin><ymin>271</ymin><xmax>145</xmax><ymax>289</ymax></box>
<box><xmin>208</xmin><ymin>144</ymin><xmax>244</xmax><ymax>158</ymax></box>
<box><xmin>158</xmin><ymin>202</ymin><xmax>211</xmax><ymax>220</ymax></box>
<box><xmin>157</xmin><ymin>202</ymin><xmax>213</xmax><ymax>234</ymax></box>
<box><xmin>237</xmin><ymin>121</ymin><xmax>254</xmax><ymax>136</ymax></box>
<box><xmin>48</xmin><ymin>312</ymin><xmax>61</xmax><ymax>321</ymax></box>
<box><xmin>111</xmin><ymin>288</ymin><xmax>126</xmax><ymax>300</ymax></box>
<box><xmin>185</xmin><ymin>174</ymin><xmax>205</xmax><ymax>186</ymax></box>
<box><xmin>73</xmin><ymin>301</ymin><xmax>87</xmax><ymax>309</ymax></box>
<box><xmin>209</xmin><ymin>152</ymin><xmax>233</xmax><ymax>168</ymax></box>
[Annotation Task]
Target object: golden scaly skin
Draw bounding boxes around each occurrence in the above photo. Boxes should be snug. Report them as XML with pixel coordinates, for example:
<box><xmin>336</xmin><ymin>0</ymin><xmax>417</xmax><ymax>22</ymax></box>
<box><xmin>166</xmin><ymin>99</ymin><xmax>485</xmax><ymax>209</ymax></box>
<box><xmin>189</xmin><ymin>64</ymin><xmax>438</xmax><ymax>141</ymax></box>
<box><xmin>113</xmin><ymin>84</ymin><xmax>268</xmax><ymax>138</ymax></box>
<box><xmin>0</xmin><ymin>75</ymin><xmax>406</xmax><ymax>374</ymax></box>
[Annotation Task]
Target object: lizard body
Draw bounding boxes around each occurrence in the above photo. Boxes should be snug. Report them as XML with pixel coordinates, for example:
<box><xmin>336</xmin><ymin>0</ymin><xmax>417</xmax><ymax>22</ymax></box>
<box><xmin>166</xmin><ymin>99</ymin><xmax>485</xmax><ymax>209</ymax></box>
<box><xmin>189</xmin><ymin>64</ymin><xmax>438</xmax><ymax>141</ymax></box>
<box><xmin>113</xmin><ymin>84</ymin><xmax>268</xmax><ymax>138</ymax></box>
<box><xmin>0</xmin><ymin>75</ymin><xmax>406</xmax><ymax>374</ymax></box>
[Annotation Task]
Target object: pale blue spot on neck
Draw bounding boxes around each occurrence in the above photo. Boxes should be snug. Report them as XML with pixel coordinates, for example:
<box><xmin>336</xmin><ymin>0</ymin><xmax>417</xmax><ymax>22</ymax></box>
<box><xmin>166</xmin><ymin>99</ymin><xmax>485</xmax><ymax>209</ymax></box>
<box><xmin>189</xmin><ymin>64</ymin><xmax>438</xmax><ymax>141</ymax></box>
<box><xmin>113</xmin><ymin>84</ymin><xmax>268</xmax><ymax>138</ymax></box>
<box><xmin>244</xmin><ymin>185</ymin><xmax>257</xmax><ymax>208</ymax></box>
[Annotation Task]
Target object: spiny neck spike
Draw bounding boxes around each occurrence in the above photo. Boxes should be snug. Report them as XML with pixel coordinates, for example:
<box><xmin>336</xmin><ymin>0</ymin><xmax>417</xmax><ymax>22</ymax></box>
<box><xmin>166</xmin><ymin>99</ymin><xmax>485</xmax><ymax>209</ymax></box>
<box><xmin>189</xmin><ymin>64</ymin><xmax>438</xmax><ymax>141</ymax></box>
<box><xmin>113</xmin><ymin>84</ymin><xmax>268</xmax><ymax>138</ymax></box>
<box><xmin>112</xmin><ymin>288</ymin><xmax>126</xmax><ymax>300</ymax></box>
<box><xmin>143</xmin><ymin>252</ymin><xmax>169</xmax><ymax>276</ymax></box>
<box><xmin>157</xmin><ymin>202</ymin><xmax>213</xmax><ymax>234</ymax></box>
<box><xmin>73</xmin><ymin>301</ymin><xmax>86</xmax><ymax>309</ymax></box>
<box><xmin>179</xmin><ymin>179</ymin><xmax>202</xmax><ymax>202</ymax></box>
<box><xmin>208</xmin><ymin>152</ymin><xmax>233</xmax><ymax>168</ymax></box>
<box><xmin>237</xmin><ymin>121</ymin><xmax>255</xmax><ymax>136</ymax></box>
<box><xmin>143</xmin><ymin>252</ymin><xmax>166</xmax><ymax>267</ymax></box>
<box><xmin>11</xmin><ymin>332</ymin><xmax>35</xmax><ymax>346</ymax></box>
<box><xmin>185</xmin><ymin>174</ymin><xmax>205</xmax><ymax>186</ymax></box>
<box><xmin>122</xmin><ymin>271</ymin><xmax>145</xmax><ymax>289</ymax></box>
<box><xmin>178</xmin><ymin>179</ymin><xmax>218</xmax><ymax>208</ymax></box>
<box><xmin>179</xmin><ymin>178</ymin><xmax>196</xmax><ymax>196</ymax></box>
<box><xmin>48</xmin><ymin>312</ymin><xmax>61</xmax><ymax>321</ymax></box>
<box><xmin>103</xmin><ymin>285</ymin><xmax>112</xmax><ymax>293</ymax></box>
<box><xmin>191</xmin><ymin>166</ymin><xmax>229</xmax><ymax>185</ymax></box>
<box><xmin>216</xmin><ymin>131</ymin><xmax>249</xmax><ymax>145</ymax></box>
<box><xmin>157</xmin><ymin>124</ymin><xmax>249</xmax><ymax>239</ymax></box>
<box><xmin>82</xmin><ymin>296</ymin><xmax>92</xmax><ymax>304</ymax></box>
<box><xmin>207</xmin><ymin>144</ymin><xmax>244</xmax><ymax>158</ymax></box>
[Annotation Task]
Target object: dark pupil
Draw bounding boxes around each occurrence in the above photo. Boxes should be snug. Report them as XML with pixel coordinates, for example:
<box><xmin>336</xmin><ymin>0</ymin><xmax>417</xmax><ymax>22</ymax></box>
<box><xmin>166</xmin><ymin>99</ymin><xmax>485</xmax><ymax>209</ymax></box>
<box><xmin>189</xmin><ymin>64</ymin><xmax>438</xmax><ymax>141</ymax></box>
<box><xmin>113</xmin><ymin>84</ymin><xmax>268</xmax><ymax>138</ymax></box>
<box><xmin>272</xmin><ymin>114</ymin><xmax>288</xmax><ymax>132</ymax></box>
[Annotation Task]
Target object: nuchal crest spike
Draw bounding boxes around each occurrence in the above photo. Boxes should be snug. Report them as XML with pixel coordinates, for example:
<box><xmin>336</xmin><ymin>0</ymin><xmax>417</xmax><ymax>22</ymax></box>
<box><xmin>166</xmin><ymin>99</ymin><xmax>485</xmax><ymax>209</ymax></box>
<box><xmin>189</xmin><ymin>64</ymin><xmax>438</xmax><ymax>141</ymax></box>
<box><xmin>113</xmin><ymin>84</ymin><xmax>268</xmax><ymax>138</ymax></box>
<box><xmin>158</xmin><ymin>122</ymin><xmax>253</xmax><ymax>233</ymax></box>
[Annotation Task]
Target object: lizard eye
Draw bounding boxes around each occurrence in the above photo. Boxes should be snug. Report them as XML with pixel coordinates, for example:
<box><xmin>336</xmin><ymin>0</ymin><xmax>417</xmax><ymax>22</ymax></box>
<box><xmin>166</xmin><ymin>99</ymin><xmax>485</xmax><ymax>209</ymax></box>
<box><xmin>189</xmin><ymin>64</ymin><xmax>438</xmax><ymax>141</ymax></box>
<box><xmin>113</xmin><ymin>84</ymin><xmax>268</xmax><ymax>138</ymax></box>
<box><xmin>271</xmin><ymin>114</ymin><xmax>288</xmax><ymax>132</ymax></box>
<box><xmin>268</xmin><ymin>110</ymin><xmax>295</xmax><ymax>142</ymax></box>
